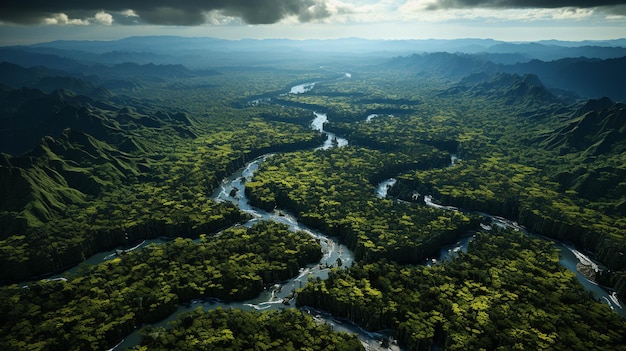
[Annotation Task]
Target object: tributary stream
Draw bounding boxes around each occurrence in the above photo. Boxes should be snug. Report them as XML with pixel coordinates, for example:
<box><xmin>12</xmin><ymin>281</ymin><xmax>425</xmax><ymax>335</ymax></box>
<box><xmin>376</xmin><ymin>175</ymin><xmax>625</xmax><ymax>316</ymax></box>
<box><xmin>78</xmin><ymin>77</ymin><xmax>620</xmax><ymax>350</ymax></box>
<box><xmin>113</xmin><ymin>83</ymin><xmax>399</xmax><ymax>351</ymax></box>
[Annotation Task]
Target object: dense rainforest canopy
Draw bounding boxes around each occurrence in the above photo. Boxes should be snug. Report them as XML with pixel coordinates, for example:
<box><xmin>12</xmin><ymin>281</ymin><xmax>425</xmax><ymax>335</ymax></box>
<box><xmin>1</xmin><ymin>39</ymin><xmax>625</xmax><ymax>350</ymax></box>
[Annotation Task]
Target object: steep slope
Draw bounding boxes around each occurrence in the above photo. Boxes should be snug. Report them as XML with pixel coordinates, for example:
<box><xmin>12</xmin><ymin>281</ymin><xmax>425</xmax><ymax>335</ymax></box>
<box><xmin>505</xmin><ymin>57</ymin><xmax>626</xmax><ymax>102</ymax></box>
<box><xmin>0</xmin><ymin>85</ymin><xmax>220</xmax><ymax>281</ymax></box>
<box><xmin>0</xmin><ymin>88</ymin><xmax>122</xmax><ymax>155</ymax></box>
<box><xmin>540</xmin><ymin>98</ymin><xmax>626</xmax><ymax>214</ymax></box>
<box><xmin>441</xmin><ymin>73</ymin><xmax>564</xmax><ymax>113</ymax></box>
<box><xmin>0</xmin><ymin>154</ymin><xmax>86</xmax><ymax>230</ymax></box>
<box><xmin>386</xmin><ymin>52</ymin><xmax>626</xmax><ymax>102</ymax></box>
<box><xmin>385</xmin><ymin>52</ymin><xmax>498</xmax><ymax>79</ymax></box>
<box><xmin>0</xmin><ymin>87</ymin><xmax>198</xmax><ymax>156</ymax></box>
<box><xmin>542</xmin><ymin>98</ymin><xmax>626</xmax><ymax>155</ymax></box>
<box><xmin>0</xmin><ymin>86</ymin><xmax>200</xmax><ymax>231</ymax></box>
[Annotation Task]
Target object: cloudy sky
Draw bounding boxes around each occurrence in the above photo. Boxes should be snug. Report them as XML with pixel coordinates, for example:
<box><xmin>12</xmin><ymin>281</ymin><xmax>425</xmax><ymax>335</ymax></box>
<box><xmin>1</xmin><ymin>0</ymin><xmax>625</xmax><ymax>44</ymax></box>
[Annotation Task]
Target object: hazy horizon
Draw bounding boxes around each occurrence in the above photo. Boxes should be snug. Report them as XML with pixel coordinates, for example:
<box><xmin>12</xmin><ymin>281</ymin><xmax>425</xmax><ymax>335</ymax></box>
<box><xmin>1</xmin><ymin>0</ymin><xmax>625</xmax><ymax>45</ymax></box>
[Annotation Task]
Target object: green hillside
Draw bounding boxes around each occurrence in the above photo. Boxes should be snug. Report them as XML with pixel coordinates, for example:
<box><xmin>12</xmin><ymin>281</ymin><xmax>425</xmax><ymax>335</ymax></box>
<box><xmin>1</xmin><ymin>46</ymin><xmax>625</xmax><ymax>351</ymax></box>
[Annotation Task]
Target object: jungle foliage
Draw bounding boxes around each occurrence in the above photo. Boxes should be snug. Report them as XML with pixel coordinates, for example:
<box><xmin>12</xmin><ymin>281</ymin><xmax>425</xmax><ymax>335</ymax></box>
<box><xmin>131</xmin><ymin>308</ymin><xmax>363</xmax><ymax>351</ymax></box>
<box><xmin>1</xmin><ymin>45</ymin><xmax>625</xmax><ymax>351</ymax></box>
<box><xmin>0</xmin><ymin>73</ymin><xmax>325</xmax><ymax>281</ymax></box>
<box><xmin>298</xmin><ymin>229</ymin><xmax>626</xmax><ymax>351</ymax></box>
<box><xmin>244</xmin><ymin>68</ymin><xmax>626</xmax><ymax>349</ymax></box>
<box><xmin>271</xmin><ymin>69</ymin><xmax>626</xmax><ymax>297</ymax></box>
<box><xmin>246</xmin><ymin>147</ymin><xmax>478</xmax><ymax>264</ymax></box>
<box><xmin>0</xmin><ymin>221</ymin><xmax>321</xmax><ymax>350</ymax></box>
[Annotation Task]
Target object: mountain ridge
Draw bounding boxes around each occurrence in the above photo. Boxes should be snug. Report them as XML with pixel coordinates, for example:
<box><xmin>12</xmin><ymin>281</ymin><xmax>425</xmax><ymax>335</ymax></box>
<box><xmin>386</xmin><ymin>53</ymin><xmax>626</xmax><ymax>102</ymax></box>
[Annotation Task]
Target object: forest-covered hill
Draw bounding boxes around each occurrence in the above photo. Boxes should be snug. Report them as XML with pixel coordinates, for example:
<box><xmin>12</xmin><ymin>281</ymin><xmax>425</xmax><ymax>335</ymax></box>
<box><xmin>1</xmin><ymin>37</ymin><xmax>625</xmax><ymax>350</ymax></box>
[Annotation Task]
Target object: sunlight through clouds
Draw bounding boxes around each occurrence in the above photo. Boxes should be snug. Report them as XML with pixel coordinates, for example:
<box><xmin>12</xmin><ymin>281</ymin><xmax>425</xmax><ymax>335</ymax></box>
<box><xmin>333</xmin><ymin>0</ymin><xmax>602</xmax><ymax>23</ymax></box>
<box><xmin>94</xmin><ymin>12</ymin><xmax>113</xmax><ymax>26</ymax></box>
<box><xmin>551</xmin><ymin>7</ymin><xmax>595</xmax><ymax>20</ymax></box>
<box><xmin>120</xmin><ymin>10</ymin><xmax>139</xmax><ymax>18</ymax></box>
<box><xmin>43</xmin><ymin>13</ymin><xmax>90</xmax><ymax>26</ymax></box>
<box><xmin>42</xmin><ymin>11</ymin><xmax>114</xmax><ymax>26</ymax></box>
<box><xmin>0</xmin><ymin>0</ymin><xmax>624</xmax><ymax>42</ymax></box>
<box><xmin>4</xmin><ymin>0</ymin><xmax>625</xmax><ymax>27</ymax></box>
<box><xmin>283</xmin><ymin>0</ymin><xmax>623</xmax><ymax>27</ymax></box>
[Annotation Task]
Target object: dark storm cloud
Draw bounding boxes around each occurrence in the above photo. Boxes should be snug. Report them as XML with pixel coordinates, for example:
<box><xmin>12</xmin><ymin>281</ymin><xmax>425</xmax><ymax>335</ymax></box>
<box><xmin>427</xmin><ymin>0</ymin><xmax>626</xmax><ymax>10</ymax></box>
<box><xmin>0</xmin><ymin>0</ymin><xmax>330</xmax><ymax>25</ymax></box>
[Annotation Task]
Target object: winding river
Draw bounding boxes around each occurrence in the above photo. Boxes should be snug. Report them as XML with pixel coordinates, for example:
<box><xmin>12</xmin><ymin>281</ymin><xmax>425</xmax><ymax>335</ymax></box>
<box><xmin>56</xmin><ymin>76</ymin><xmax>622</xmax><ymax>350</ymax></box>
<box><xmin>113</xmin><ymin>80</ymin><xmax>399</xmax><ymax>351</ymax></box>
<box><xmin>375</xmin><ymin>176</ymin><xmax>625</xmax><ymax>316</ymax></box>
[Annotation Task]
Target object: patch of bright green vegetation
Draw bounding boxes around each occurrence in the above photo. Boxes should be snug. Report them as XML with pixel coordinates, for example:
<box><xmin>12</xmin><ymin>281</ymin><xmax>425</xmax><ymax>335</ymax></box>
<box><xmin>0</xmin><ymin>221</ymin><xmax>321</xmax><ymax>350</ymax></box>
<box><xmin>298</xmin><ymin>229</ymin><xmax>626</xmax><ymax>351</ymax></box>
<box><xmin>0</xmin><ymin>87</ymin><xmax>324</xmax><ymax>281</ymax></box>
<box><xmin>131</xmin><ymin>308</ymin><xmax>363</xmax><ymax>351</ymax></box>
<box><xmin>247</xmin><ymin>147</ymin><xmax>478</xmax><ymax>264</ymax></box>
<box><xmin>279</xmin><ymin>70</ymin><xmax>626</xmax><ymax>297</ymax></box>
<box><xmin>2</xmin><ymin>60</ymin><xmax>626</xmax><ymax>351</ymax></box>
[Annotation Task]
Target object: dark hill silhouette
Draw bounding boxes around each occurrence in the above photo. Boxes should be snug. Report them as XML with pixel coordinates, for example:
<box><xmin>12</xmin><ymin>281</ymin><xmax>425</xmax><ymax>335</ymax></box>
<box><xmin>0</xmin><ymin>62</ymin><xmax>61</xmax><ymax>87</ymax></box>
<box><xmin>503</xmin><ymin>57</ymin><xmax>626</xmax><ymax>102</ymax></box>
<box><xmin>0</xmin><ymin>55</ymin><xmax>198</xmax><ymax>85</ymax></box>
<box><xmin>36</xmin><ymin>76</ymin><xmax>112</xmax><ymax>98</ymax></box>
<box><xmin>0</xmin><ymin>88</ymin><xmax>121</xmax><ymax>155</ymax></box>
<box><xmin>0</xmin><ymin>87</ymin><xmax>196</xmax><ymax>156</ymax></box>
<box><xmin>90</xmin><ymin>62</ymin><xmax>196</xmax><ymax>81</ymax></box>
<box><xmin>0</xmin><ymin>48</ymin><xmax>87</xmax><ymax>72</ymax></box>
<box><xmin>385</xmin><ymin>52</ymin><xmax>498</xmax><ymax>79</ymax></box>
<box><xmin>0</xmin><ymin>62</ymin><xmax>113</xmax><ymax>98</ymax></box>
<box><xmin>485</xmin><ymin>42</ymin><xmax>626</xmax><ymax>61</ymax></box>
<box><xmin>440</xmin><ymin>73</ymin><xmax>563</xmax><ymax>112</ymax></box>
<box><xmin>500</xmin><ymin>74</ymin><xmax>561</xmax><ymax>106</ymax></box>
<box><xmin>573</xmin><ymin>96</ymin><xmax>616</xmax><ymax>116</ymax></box>
<box><xmin>386</xmin><ymin>52</ymin><xmax>626</xmax><ymax>102</ymax></box>
<box><xmin>541</xmin><ymin>98</ymin><xmax>626</xmax><ymax>155</ymax></box>
<box><xmin>541</xmin><ymin>98</ymin><xmax>626</xmax><ymax>212</ymax></box>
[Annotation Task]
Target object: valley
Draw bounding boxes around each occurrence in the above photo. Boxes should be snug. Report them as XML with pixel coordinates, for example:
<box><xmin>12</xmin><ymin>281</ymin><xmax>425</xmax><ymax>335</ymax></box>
<box><xmin>1</xmin><ymin>37</ymin><xmax>625</xmax><ymax>350</ymax></box>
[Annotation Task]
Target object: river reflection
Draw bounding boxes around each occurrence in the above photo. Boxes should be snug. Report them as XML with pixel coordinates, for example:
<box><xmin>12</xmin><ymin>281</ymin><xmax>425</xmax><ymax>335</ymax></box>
<box><xmin>375</xmin><ymin>178</ymin><xmax>397</xmax><ymax>199</ymax></box>
<box><xmin>290</xmin><ymin>82</ymin><xmax>316</xmax><ymax>94</ymax></box>
<box><xmin>378</xmin><ymin>179</ymin><xmax>625</xmax><ymax>316</ymax></box>
<box><xmin>115</xmin><ymin>105</ymin><xmax>401</xmax><ymax>351</ymax></box>
<box><xmin>79</xmin><ymin>75</ymin><xmax>625</xmax><ymax>350</ymax></box>
<box><xmin>311</xmin><ymin>112</ymin><xmax>348</xmax><ymax>149</ymax></box>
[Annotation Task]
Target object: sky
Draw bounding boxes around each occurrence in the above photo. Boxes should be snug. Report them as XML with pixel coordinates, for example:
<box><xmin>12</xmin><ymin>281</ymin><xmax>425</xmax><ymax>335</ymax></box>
<box><xmin>1</xmin><ymin>0</ymin><xmax>626</xmax><ymax>45</ymax></box>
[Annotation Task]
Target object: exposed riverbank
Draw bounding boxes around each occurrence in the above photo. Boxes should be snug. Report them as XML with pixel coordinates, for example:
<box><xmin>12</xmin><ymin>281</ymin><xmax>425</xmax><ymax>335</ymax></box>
<box><xmin>377</xmin><ymin>178</ymin><xmax>625</xmax><ymax>316</ymax></box>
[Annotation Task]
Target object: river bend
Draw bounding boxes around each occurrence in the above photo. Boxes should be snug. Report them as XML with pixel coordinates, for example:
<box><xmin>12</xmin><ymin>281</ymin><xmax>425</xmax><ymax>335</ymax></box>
<box><xmin>375</xmin><ymin>176</ymin><xmax>625</xmax><ymax>316</ymax></box>
<box><xmin>114</xmin><ymin>79</ymin><xmax>400</xmax><ymax>351</ymax></box>
<box><xmin>79</xmin><ymin>76</ymin><xmax>622</xmax><ymax>350</ymax></box>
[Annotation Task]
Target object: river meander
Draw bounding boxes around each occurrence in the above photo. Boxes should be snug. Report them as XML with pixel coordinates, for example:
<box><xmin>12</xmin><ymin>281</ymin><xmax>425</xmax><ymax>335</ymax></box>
<box><xmin>54</xmin><ymin>77</ymin><xmax>623</xmax><ymax>350</ymax></box>
<box><xmin>375</xmin><ymin>177</ymin><xmax>625</xmax><ymax>317</ymax></box>
<box><xmin>114</xmin><ymin>81</ymin><xmax>400</xmax><ymax>351</ymax></box>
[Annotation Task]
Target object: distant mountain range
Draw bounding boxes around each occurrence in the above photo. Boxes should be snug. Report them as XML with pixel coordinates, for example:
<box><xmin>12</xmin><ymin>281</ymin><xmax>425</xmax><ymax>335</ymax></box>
<box><xmin>2</xmin><ymin>36</ymin><xmax>626</xmax><ymax>67</ymax></box>
<box><xmin>440</xmin><ymin>73</ymin><xmax>564</xmax><ymax>112</ymax></box>
<box><xmin>0</xmin><ymin>84</ymin><xmax>197</xmax><ymax>235</ymax></box>
<box><xmin>386</xmin><ymin>53</ymin><xmax>626</xmax><ymax>102</ymax></box>
<box><xmin>0</xmin><ymin>36</ymin><xmax>624</xmax><ymax>102</ymax></box>
<box><xmin>0</xmin><ymin>62</ymin><xmax>112</xmax><ymax>98</ymax></box>
<box><xmin>0</xmin><ymin>36</ymin><xmax>626</xmax><ymax>101</ymax></box>
<box><xmin>21</xmin><ymin>36</ymin><xmax>626</xmax><ymax>59</ymax></box>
